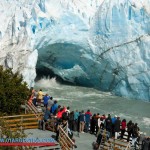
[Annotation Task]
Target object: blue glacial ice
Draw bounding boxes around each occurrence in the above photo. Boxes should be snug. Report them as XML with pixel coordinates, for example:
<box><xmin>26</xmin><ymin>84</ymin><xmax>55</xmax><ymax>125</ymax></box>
<box><xmin>0</xmin><ymin>0</ymin><xmax>150</xmax><ymax>101</ymax></box>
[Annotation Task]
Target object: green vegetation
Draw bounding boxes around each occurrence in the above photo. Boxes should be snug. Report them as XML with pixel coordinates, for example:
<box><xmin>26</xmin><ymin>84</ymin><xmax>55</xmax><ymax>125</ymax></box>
<box><xmin>0</xmin><ymin>119</ymin><xmax>28</xmax><ymax>150</ymax></box>
<box><xmin>0</xmin><ymin>66</ymin><xmax>30</xmax><ymax>114</ymax></box>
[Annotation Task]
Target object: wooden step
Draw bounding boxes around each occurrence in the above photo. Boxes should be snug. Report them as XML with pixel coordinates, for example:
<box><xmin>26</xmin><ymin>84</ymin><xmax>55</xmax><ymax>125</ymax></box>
<box><xmin>33</xmin><ymin>144</ymin><xmax>60</xmax><ymax>150</ymax></box>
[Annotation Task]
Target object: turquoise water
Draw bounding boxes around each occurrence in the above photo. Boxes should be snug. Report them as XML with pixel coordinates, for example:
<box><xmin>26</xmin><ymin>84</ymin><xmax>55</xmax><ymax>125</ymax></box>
<box><xmin>35</xmin><ymin>77</ymin><xmax>150</xmax><ymax>135</ymax></box>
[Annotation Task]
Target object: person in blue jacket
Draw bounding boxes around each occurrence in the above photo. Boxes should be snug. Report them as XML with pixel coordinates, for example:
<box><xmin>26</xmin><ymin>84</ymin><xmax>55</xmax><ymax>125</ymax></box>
<box><xmin>43</xmin><ymin>94</ymin><xmax>50</xmax><ymax>108</ymax></box>
<box><xmin>51</xmin><ymin>100</ymin><xmax>58</xmax><ymax>115</ymax></box>
<box><xmin>79</xmin><ymin>110</ymin><xmax>85</xmax><ymax>133</ymax></box>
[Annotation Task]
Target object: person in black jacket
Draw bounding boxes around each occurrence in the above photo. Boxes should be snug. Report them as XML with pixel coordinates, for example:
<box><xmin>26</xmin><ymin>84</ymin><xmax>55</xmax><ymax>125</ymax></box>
<box><xmin>79</xmin><ymin>110</ymin><xmax>85</xmax><ymax>133</ymax></box>
<box><xmin>132</xmin><ymin>123</ymin><xmax>140</xmax><ymax>147</ymax></box>
<box><xmin>105</xmin><ymin>114</ymin><xmax>112</xmax><ymax>138</ymax></box>
<box><xmin>68</xmin><ymin>111</ymin><xmax>74</xmax><ymax>131</ymax></box>
<box><xmin>90</xmin><ymin>114</ymin><xmax>97</xmax><ymax>134</ymax></box>
<box><xmin>114</xmin><ymin>117</ymin><xmax>121</xmax><ymax>139</ymax></box>
<box><xmin>127</xmin><ymin>120</ymin><xmax>133</xmax><ymax>142</ymax></box>
<box><xmin>142</xmin><ymin>137</ymin><xmax>150</xmax><ymax>150</ymax></box>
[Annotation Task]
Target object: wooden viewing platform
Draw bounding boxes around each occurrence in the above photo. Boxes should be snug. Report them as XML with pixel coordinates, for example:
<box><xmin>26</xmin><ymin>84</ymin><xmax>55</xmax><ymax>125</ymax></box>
<box><xmin>0</xmin><ymin>113</ymin><xmax>75</xmax><ymax>150</ymax></box>
<box><xmin>1</xmin><ymin>102</ymin><xmax>148</xmax><ymax>150</ymax></box>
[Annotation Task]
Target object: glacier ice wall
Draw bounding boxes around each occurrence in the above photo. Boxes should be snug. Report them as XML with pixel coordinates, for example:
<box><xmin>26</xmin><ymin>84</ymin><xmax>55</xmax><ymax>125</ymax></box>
<box><xmin>0</xmin><ymin>0</ymin><xmax>38</xmax><ymax>87</ymax></box>
<box><xmin>0</xmin><ymin>0</ymin><xmax>150</xmax><ymax>101</ymax></box>
<box><xmin>91</xmin><ymin>0</ymin><xmax>150</xmax><ymax>101</ymax></box>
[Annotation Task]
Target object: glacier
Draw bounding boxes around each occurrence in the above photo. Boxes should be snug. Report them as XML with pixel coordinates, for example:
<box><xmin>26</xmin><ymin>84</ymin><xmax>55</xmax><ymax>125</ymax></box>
<box><xmin>0</xmin><ymin>0</ymin><xmax>150</xmax><ymax>101</ymax></box>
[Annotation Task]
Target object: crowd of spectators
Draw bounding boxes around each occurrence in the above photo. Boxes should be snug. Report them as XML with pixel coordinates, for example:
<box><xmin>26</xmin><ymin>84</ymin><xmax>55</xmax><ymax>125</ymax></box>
<box><xmin>30</xmin><ymin>88</ymin><xmax>150</xmax><ymax>150</ymax></box>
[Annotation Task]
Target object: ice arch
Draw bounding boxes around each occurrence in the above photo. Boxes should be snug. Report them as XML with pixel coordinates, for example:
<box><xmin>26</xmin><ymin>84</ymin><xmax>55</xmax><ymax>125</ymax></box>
<box><xmin>36</xmin><ymin>43</ymin><xmax>94</xmax><ymax>86</ymax></box>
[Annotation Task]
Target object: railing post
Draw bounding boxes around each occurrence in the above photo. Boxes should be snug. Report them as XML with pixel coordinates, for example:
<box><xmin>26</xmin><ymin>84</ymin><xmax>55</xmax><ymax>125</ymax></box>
<box><xmin>0</xmin><ymin>126</ymin><xmax>1</xmax><ymax>138</ymax></box>
<box><xmin>25</xmin><ymin>102</ymin><xmax>27</xmax><ymax>114</ymax></box>
<box><xmin>21</xmin><ymin>116</ymin><xmax>23</xmax><ymax>133</ymax></box>
<box><xmin>66</xmin><ymin>122</ymin><xmax>68</xmax><ymax>134</ymax></box>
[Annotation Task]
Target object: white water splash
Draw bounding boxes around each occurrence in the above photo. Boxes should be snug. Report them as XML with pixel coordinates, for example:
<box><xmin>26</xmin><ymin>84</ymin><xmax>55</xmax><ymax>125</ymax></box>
<box><xmin>142</xmin><ymin>117</ymin><xmax>150</xmax><ymax>126</ymax></box>
<box><xmin>35</xmin><ymin>76</ymin><xmax>60</xmax><ymax>89</ymax></box>
<box><xmin>90</xmin><ymin>101</ymin><xmax>96</xmax><ymax>104</ymax></box>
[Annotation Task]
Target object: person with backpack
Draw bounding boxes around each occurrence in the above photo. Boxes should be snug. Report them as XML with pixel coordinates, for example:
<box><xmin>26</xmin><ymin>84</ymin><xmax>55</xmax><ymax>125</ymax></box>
<box><xmin>127</xmin><ymin>120</ymin><xmax>133</xmax><ymax>142</ymax></box>
<box><xmin>132</xmin><ymin>123</ymin><xmax>140</xmax><ymax>147</ymax></box>
<box><xmin>79</xmin><ymin>110</ymin><xmax>85</xmax><ymax>133</ymax></box>
<box><xmin>39</xmin><ymin>107</ymin><xmax>51</xmax><ymax>130</ymax></box>
<box><xmin>62</xmin><ymin>107</ymin><xmax>69</xmax><ymax>121</ymax></box>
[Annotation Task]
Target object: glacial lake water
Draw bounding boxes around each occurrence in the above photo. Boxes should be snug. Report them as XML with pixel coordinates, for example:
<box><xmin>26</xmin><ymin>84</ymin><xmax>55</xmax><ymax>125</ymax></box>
<box><xmin>35</xmin><ymin>77</ymin><xmax>150</xmax><ymax>135</ymax></box>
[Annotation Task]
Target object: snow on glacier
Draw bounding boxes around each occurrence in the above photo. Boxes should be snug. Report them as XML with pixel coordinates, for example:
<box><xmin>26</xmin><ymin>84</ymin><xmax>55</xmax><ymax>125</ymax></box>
<box><xmin>91</xmin><ymin>0</ymin><xmax>150</xmax><ymax>101</ymax></box>
<box><xmin>0</xmin><ymin>0</ymin><xmax>150</xmax><ymax>101</ymax></box>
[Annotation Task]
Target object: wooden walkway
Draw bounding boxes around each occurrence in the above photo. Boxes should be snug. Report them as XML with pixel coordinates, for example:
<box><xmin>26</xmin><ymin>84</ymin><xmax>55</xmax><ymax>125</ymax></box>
<box><xmin>0</xmin><ymin>113</ymin><xmax>41</xmax><ymax>131</ymax></box>
<box><xmin>0</xmin><ymin>114</ymin><xmax>60</xmax><ymax>150</ymax></box>
<box><xmin>100</xmin><ymin>138</ymin><xmax>130</xmax><ymax>150</ymax></box>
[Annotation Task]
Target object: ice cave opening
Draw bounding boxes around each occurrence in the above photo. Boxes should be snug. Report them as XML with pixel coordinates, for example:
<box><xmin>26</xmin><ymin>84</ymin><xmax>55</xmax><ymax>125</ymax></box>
<box><xmin>35</xmin><ymin>42</ymin><xmax>87</xmax><ymax>85</ymax></box>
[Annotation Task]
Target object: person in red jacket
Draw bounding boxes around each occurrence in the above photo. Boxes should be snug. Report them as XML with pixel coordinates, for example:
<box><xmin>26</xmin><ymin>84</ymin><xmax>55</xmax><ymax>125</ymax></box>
<box><xmin>85</xmin><ymin>110</ymin><xmax>92</xmax><ymax>132</ymax></box>
<box><xmin>57</xmin><ymin>106</ymin><xmax>66</xmax><ymax>119</ymax></box>
<box><xmin>121</xmin><ymin>119</ymin><xmax>126</xmax><ymax>139</ymax></box>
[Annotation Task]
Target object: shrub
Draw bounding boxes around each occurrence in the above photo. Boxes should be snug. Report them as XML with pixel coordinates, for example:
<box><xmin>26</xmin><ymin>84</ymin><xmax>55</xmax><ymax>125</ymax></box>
<box><xmin>0</xmin><ymin>66</ymin><xmax>30</xmax><ymax>114</ymax></box>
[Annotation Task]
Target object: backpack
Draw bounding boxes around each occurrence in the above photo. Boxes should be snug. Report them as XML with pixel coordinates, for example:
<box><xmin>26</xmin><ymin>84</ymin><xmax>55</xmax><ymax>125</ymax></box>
<box><xmin>69</xmin><ymin>113</ymin><xmax>74</xmax><ymax>121</ymax></box>
<box><xmin>62</xmin><ymin>112</ymin><xmax>69</xmax><ymax>120</ymax></box>
<box><xmin>127</xmin><ymin>123</ymin><xmax>132</xmax><ymax>132</ymax></box>
<box><xmin>132</xmin><ymin>126</ymin><xmax>139</xmax><ymax>137</ymax></box>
